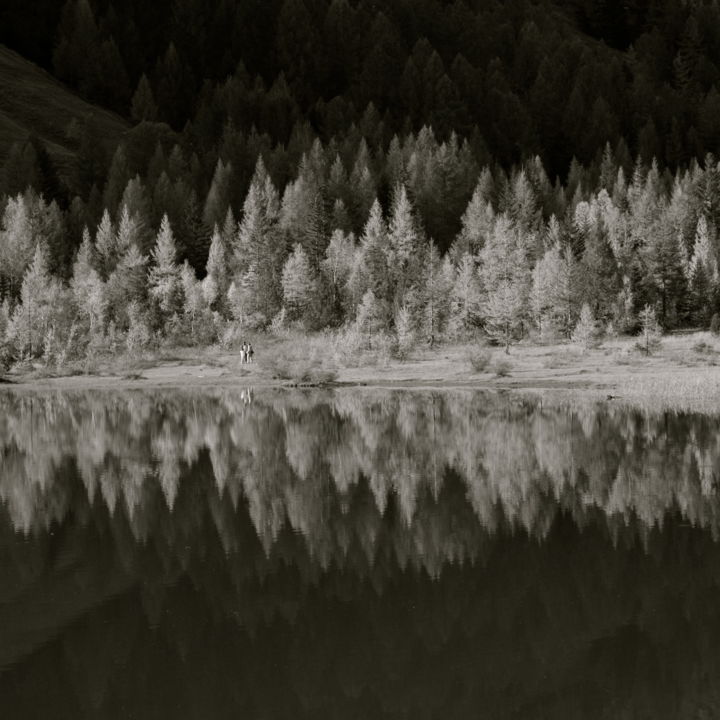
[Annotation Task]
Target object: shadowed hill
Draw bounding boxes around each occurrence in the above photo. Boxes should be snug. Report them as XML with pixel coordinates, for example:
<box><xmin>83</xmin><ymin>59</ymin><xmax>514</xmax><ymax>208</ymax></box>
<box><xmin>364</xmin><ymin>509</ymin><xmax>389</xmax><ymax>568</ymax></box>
<box><xmin>0</xmin><ymin>44</ymin><xmax>128</xmax><ymax>190</ymax></box>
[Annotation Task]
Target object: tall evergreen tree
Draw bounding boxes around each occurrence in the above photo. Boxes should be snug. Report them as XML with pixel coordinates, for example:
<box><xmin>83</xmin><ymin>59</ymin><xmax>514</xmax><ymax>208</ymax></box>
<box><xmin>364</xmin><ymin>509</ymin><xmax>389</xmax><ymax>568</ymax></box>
<box><xmin>479</xmin><ymin>215</ymin><xmax>530</xmax><ymax>352</ymax></box>
<box><xmin>149</xmin><ymin>215</ymin><xmax>182</xmax><ymax>319</ymax></box>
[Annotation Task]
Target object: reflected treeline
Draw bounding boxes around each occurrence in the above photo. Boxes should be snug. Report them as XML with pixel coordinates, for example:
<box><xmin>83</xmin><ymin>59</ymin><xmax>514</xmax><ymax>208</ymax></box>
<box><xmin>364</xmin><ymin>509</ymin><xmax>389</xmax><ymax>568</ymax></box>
<box><xmin>3</xmin><ymin>389</ymin><xmax>720</xmax><ymax>717</ymax></box>
<box><xmin>1</xmin><ymin>388</ymin><xmax>720</xmax><ymax>563</ymax></box>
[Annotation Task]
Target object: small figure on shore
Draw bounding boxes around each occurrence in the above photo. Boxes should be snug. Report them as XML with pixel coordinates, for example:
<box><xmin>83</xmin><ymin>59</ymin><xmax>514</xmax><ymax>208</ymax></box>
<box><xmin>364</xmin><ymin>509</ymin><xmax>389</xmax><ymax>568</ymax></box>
<box><xmin>240</xmin><ymin>341</ymin><xmax>247</xmax><ymax>364</ymax></box>
<box><xmin>247</xmin><ymin>342</ymin><xmax>254</xmax><ymax>363</ymax></box>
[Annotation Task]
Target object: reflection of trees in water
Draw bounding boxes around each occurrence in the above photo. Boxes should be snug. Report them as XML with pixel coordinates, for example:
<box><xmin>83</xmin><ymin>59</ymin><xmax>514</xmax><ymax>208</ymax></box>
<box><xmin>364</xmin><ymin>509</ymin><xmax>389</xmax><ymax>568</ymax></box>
<box><xmin>2</xmin><ymin>390</ymin><xmax>720</xmax><ymax>717</ymax></box>
<box><xmin>1</xmin><ymin>389</ymin><xmax>720</xmax><ymax>557</ymax></box>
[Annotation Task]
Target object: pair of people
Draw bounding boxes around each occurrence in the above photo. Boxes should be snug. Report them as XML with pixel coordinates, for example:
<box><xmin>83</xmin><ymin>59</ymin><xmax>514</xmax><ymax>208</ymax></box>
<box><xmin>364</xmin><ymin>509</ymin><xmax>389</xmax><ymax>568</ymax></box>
<box><xmin>240</xmin><ymin>341</ymin><xmax>254</xmax><ymax>364</ymax></box>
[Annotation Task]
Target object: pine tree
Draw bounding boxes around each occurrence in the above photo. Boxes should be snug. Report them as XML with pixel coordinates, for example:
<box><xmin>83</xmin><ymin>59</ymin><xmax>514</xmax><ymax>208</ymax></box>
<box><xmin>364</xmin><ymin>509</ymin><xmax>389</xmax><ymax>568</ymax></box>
<box><xmin>203</xmin><ymin>159</ymin><xmax>233</xmax><ymax>233</ymax></box>
<box><xmin>131</xmin><ymin>74</ymin><xmax>158</xmax><ymax>123</ymax></box>
<box><xmin>647</xmin><ymin>225</ymin><xmax>687</xmax><ymax>329</ymax></box>
<box><xmin>103</xmin><ymin>145</ymin><xmax>130</xmax><ymax>216</ymax></box>
<box><xmin>149</xmin><ymin>215</ymin><xmax>182</xmax><ymax>318</ymax></box>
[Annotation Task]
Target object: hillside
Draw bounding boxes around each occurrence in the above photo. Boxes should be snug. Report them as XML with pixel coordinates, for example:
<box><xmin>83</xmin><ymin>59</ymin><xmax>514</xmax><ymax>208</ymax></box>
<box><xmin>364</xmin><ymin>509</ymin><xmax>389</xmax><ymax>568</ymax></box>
<box><xmin>0</xmin><ymin>44</ymin><xmax>128</xmax><ymax>190</ymax></box>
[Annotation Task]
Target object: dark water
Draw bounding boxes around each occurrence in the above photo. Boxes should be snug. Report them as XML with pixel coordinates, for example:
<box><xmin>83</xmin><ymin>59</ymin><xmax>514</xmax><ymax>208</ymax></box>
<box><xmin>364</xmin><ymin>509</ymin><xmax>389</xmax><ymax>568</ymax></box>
<box><xmin>1</xmin><ymin>388</ymin><xmax>720</xmax><ymax>718</ymax></box>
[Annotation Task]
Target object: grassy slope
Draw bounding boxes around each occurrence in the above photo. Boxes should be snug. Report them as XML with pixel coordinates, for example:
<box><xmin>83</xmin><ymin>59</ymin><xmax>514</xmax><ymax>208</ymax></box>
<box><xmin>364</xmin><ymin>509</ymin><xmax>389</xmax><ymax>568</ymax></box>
<box><xmin>0</xmin><ymin>44</ymin><xmax>128</xmax><ymax>186</ymax></box>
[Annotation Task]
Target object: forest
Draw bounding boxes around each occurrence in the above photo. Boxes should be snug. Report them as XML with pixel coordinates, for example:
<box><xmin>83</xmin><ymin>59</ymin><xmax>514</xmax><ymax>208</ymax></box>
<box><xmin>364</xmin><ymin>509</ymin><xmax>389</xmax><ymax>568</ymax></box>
<box><xmin>2</xmin><ymin>0</ymin><xmax>720</xmax><ymax>366</ymax></box>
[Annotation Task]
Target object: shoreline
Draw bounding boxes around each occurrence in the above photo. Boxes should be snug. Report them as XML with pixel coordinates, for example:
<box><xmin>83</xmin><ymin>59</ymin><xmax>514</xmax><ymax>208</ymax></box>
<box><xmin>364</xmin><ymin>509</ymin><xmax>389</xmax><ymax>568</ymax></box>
<box><xmin>2</xmin><ymin>331</ymin><xmax>720</xmax><ymax>410</ymax></box>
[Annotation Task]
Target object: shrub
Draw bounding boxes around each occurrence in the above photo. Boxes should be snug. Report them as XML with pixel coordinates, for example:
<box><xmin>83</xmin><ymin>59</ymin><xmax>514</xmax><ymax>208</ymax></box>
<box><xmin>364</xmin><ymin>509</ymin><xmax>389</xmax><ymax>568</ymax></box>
<box><xmin>467</xmin><ymin>347</ymin><xmax>492</xmax><ymax>373</ymax></box>
<box><xmin>491</xmin><ymin>358</ymin><xmax>512</xmax><ymax>377</ymax></box>
<box><xmin>711</xmin><ymin>314</ymin><xmax>720</xmax><ymax>336</ymax></box>
<box><xmin>693</xmin><ymin>341</ymin><xmax>714</xmax><ymax>355</ymax></box>
<box><xmin>0</xmin><ymin>342</ymin><xmax>16</xmax><ymax>372</ymax></box>
<box><xmin>267</xmin><ymin>355</ymin><xmax>337</xmax><ymax>385</ymax></box>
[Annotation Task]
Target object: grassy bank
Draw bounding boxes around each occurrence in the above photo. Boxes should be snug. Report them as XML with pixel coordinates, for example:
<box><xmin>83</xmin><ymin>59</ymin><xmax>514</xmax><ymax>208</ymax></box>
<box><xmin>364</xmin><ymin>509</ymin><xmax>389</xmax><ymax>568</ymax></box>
<box><xmin>4</xmin><ymin>330</ymin><xmax>720</xmax><ymax>405</ymax></box>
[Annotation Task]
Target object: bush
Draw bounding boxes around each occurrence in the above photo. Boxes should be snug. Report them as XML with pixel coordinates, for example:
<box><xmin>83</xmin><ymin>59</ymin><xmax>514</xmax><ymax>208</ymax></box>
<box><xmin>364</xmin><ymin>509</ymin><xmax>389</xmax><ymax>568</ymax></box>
<box><xmin>0</xmin><ymin>342</ymin><xmax>16</xmax><ymax>372</ymax></box>
<box><xmin>491</xmin><ymin>358</ymin><xmax>512</xmax><ymax>377</ymax></box>
<box><xmin>711</xmin><ymin>314</ymin><xmax>720</xmax><ymax>336</ymax></box>
<box><xmin>467</xmin><ymin>347</ymin><xmax>492</xmax><ymax>373</ymax></box>
<box><xmin>267</xmin><ymin>355</ymin><xmax>337</xmax><ymax>385</ymax></box>
<box><xmin>693</xmin><ymin>341</ymin><xmax>714</xmax><ymax>355</ymax></box>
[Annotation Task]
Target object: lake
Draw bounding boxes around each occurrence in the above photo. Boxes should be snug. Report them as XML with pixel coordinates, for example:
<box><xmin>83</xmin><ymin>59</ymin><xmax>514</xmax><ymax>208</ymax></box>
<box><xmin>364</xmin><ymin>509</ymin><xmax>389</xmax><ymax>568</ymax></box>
<box><xmin>1</xmin><ymin>387</ymin><xmax>719</xmax><ymax>718</ymax></box>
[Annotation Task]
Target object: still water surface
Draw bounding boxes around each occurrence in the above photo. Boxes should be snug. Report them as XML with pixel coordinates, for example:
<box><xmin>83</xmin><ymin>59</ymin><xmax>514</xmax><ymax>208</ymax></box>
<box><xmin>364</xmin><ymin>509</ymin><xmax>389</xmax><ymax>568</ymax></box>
<box><xmin>1</xmin><ymin>388</ymin><xmax>720</xmax><ymax>718</ymax></box>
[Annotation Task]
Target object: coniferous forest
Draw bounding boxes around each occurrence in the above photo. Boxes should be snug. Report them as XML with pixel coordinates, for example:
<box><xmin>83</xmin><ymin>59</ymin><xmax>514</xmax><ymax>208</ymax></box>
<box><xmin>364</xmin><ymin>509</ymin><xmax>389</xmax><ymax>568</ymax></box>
<box><xmin>2</xmin><ymin>0</ymin><xmax>720</xmax><ymax>364</ymax></box>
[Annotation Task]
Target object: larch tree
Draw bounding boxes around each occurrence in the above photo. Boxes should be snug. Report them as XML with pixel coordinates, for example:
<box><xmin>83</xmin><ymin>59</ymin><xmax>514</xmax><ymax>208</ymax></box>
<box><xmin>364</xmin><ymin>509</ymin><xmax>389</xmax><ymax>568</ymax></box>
<box><xmin>388</xmin><ymin>184</ymin><xmax>423</xmax><ymax>304</ymax></box>
<box><xmin>479</xmin><ymin>215</ymin><xmax>530</xmax><ymax>352</ymax></box>
<box><xmin>355</xmin><ymin>289</ymin><xmax>387</xmax><ymax>340</ymax></box>
<box><xmin>149</xmin><ymin>215</ymin><xmax>183</xmax><ymax>319</ymax></box>
<box><xmin>95</xmin><ymin>209</ymin><xmax>118</xmax><ymax>278</ymax></box>
<box><xmin>646</xmin><ymin>224</ymin><xmax>688</xmax><ymax>329</ymax></box>
<box><xmin>454</xmin><ymin>180</ymin><xmax>495</xmax><ymax>259</ymax></box>
<box><xmin>203</xmin><ymin>159</ymin><xmax>233</xmax><ymax>233</ymax></box>
<box><xmin>348</xmin><ymin>199</ymin><xmax>391</xmax><ymax>312</ymax></box>
<box><xmin>322</xmin><ymin>229</ymin><xmax>355</xmax><ymax>321</ymax></box>
<box><xmin>689</xmin><ymin>216</ymin><xmax>718</xmax><ymax>326</ymax></box>
<box><xmin>449</xmin><ymin>252</ymin><xmax>483</xmax><ymax>338</ymax></box>
<box><xmin>116</xmin><ymin>205</ymin><xmax>143</xmax><ymax>256</ymax></box>
<box><xmin>7</xmin><ymin>244</ymin><xmax>64</xmax><ymax>357</ymax></box>
<box><xmin>281</xmin><ymin>244</ymin><xmax>317</xmax><ymax>325</ymax></box>
<box><xmin>571</xmin><ymin>303</ymin><xmax>600</xmax><ymax>351</ymax></box>
<box><xmin>0</xmin><ymin>195</ymin><xmax>35</xmax><ymax>299</ymax></box>
<box><xmin>180</xmin><ymin>261</ymin><xmax>208</xmax><ymax>343</ymax></box>
<box><xmin>531</xmin><ymin>242</ymin><xmax>580</xmax><ymax>339</ymax></box>
<box><xmin>203</xmin><ymin>225</ymin><xmax>229</xmax><ymax>311</ymax></box>
<box><xmin>233</xmin><ymin>176</ymin><xmax>282</xmax><ymax>324</ymax></box>
<box><xmin>71</xmin><ymin>229</ymin><xmax>106</xmax><ymax>334</ymax></box>
<box><xmin>581</xmin><ymin>222</ymin><xmax>621</xmax><ymax>323</ymax></box>
<box><xmin>106</xmin><ymin>243</ymin><xmax>147</xmax><ymax>328</ymax></box>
